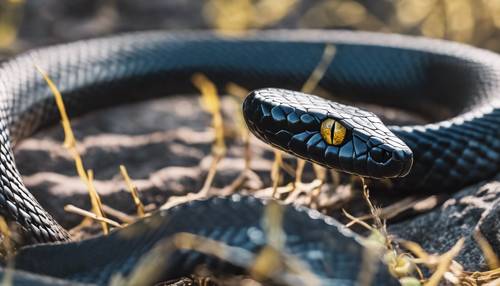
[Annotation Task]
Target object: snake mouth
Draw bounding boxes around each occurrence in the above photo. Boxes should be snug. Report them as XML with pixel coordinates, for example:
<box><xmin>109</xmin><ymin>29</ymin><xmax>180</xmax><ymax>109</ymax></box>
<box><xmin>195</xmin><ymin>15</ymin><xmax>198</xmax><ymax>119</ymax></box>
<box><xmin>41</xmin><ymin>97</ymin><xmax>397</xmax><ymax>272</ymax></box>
<box><xmin>243</xmin><ymin>88</ymin><xmax>413</xmax><ymax>179</ymax></box>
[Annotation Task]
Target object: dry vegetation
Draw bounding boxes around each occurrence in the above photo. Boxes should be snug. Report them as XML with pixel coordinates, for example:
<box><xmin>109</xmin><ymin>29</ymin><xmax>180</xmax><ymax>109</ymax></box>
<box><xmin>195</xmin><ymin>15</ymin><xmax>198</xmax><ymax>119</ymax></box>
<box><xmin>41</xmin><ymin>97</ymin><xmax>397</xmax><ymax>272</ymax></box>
<box><xmin>0</xmin><ymin>0</ymin><xmax>499</xmax><ymax>285</ymax></box>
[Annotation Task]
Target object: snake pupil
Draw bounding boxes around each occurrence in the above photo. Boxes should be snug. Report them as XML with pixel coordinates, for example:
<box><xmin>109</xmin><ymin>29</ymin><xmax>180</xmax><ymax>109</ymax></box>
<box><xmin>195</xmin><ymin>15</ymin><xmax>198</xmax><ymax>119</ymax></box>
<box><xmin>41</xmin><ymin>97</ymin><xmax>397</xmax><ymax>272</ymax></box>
<box><xmin>320</xmin><ymin>118</ymin><xmax>346</xmax><ymax>146</ymax></box>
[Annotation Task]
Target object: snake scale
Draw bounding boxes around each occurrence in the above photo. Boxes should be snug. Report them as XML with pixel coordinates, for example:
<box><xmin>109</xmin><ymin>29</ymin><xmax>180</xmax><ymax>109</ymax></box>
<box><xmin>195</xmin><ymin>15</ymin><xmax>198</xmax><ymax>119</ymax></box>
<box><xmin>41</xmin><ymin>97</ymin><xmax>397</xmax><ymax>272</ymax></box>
<box><xmin>0</xmin><ymin>30</ymin><xmax>497</xmax><ymax>285</ymax></box>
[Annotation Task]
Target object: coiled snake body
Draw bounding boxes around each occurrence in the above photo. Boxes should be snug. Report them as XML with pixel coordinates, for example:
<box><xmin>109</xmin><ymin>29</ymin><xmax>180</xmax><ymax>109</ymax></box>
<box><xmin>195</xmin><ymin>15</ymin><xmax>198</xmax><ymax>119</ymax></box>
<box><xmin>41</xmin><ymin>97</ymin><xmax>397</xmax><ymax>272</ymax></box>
<box><xmin>0</xmin><ymin>30</ymin><xmax>498</xmax><ymax>285</ymax></box>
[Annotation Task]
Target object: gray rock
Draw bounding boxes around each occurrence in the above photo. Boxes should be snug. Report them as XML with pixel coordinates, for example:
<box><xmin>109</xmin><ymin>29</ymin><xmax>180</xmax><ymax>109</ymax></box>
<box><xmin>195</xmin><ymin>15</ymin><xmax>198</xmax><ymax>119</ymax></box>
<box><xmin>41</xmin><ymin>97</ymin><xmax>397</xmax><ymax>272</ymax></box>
<box><xmin>390</xmin><ymin>179</ymin><xmax>500</xmax><ymax>270</ymax></box>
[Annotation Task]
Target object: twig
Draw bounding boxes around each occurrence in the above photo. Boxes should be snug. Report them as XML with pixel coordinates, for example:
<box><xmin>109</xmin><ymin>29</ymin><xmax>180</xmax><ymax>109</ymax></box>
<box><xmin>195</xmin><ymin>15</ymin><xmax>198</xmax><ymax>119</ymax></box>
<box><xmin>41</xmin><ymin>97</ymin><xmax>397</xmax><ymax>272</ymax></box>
<box><xmin>86</xmin><ymin>170</ymin><xmax>109</xmax><ymax>234</ymax></box>
<box><xmin>425</xmin><ymin>238</ymin><xmax>464</xmax><ymax>286</ymax></box>
<box><xmin>343</xmin><ymin>209</ymin><xmax>373</xmax><ymax>230</ymax></box>
<box><xmin>101</xmin><ymin>204</ymin><xmax>135</xmax><ymax>224</ymax></box>
<box><xmin>360</xmin><ymin>177</ymin><xmax>384</xmax><ymax>231</ymax></box>
<box><xmin>271</xmin><ymin>150</ymin><xmax>283</xmax><ymax>198</ymax></box>
<box><xmin>119</xmin><ymin>165</ymin><xmax>145</xmax><ymax>217</ymax></box>
<box><xmin>199</xmin><ymin>153</ymin><xmax>223</xmax><ymax>196</ymax></box>
<box><xmin>64</xmin><ymin>204</ymin><xmax>121</xmax><ymax>228</ymax></box>
<box><xmin>474</xmin><ymin>230</ymin><xmax>500</xmax><ymax>270</ymax></box>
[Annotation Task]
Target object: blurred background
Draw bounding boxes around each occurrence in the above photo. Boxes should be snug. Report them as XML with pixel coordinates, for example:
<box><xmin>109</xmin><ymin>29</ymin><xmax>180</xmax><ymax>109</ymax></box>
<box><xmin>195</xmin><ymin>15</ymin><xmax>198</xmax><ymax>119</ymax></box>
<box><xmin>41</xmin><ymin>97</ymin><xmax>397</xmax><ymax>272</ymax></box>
<box><xmin>2</xmin><ymin>0</ymin><xmax>500</xmax><ymax>58</ymax></box>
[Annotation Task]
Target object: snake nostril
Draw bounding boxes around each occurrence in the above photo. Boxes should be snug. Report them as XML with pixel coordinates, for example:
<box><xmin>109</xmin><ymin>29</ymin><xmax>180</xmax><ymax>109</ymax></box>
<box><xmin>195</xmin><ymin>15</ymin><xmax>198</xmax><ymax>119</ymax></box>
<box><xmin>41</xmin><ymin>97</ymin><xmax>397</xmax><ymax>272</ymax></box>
<box><xmin>392</xmin><ymin>149</ymin><xmax>411</xmax><ymax>161</ymax></box>
<box><xmin>369</xmin><ymin>147</ymin><xmax>390</xmax><ymax>163</ymax></box>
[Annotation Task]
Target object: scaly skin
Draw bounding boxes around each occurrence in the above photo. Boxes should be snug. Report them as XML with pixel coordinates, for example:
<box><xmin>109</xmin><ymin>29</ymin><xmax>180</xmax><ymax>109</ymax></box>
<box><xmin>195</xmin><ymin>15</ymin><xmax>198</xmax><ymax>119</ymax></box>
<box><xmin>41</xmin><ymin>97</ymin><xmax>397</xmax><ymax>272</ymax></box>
<box><xmin>0</xmin><ymin>30</ymin><xmax>498</xmax><ymax>284</ymax></box>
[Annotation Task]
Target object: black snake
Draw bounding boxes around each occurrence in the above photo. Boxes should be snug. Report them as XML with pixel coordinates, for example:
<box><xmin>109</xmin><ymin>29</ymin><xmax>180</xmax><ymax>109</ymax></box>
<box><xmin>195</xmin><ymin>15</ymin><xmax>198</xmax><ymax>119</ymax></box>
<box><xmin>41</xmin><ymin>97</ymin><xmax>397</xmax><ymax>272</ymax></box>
<box><xmin>0</xmin><ymin>30</ymin><xmax>498</xmax><ymax>285</ymax></box>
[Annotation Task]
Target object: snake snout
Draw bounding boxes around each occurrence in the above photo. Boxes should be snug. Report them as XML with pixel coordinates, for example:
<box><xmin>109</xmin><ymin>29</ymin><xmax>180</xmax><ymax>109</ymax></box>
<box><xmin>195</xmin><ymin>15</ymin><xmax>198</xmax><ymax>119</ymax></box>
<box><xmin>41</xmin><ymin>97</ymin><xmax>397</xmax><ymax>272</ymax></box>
<box><xmin>366</xmin><ymin>144</ymin><xmax>413</xmax><ymax>178</ymax></box>
<box><xmin>243</xmin><ymin>88</ymin><xmax>414</xmax><ymax>179</ymax></box>
<box><xmin>392</xmin><ymin>149</ymin><xmax>413</xmax><ymax>176</ymax></box>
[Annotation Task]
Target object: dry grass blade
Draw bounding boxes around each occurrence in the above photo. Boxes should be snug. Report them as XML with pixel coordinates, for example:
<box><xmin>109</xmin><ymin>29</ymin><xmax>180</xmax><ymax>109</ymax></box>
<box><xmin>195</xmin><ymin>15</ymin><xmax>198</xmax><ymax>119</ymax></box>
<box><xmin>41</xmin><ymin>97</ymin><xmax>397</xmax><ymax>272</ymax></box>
<box><xmin>272</xmin><ymin>44</ymin><xmax>338</xmax><ymax>201</ymax></box>
<box><xmin>360</xmin><ymin>177</ymin><xmax>386</xmax><ymax>236</ymax></box>
<box><xmin>465</xmin><ymin>268</ymin><xmax>500</xmax><ymax>285</ymax></box>
<box><xmin>308</xmin><ymin>164</ymin><xmax>326</xmax><ymax>206</ymax></box>
<box><xmin>0</xmin><ymin>217</ymin><xmax>14</xmax><ymax>286</ymax></box>
<box><xmin>262</xmin><ymin>200</ymin><xmax>284</xmax><ymax>250</ymax></box>
<box><xmin>357</xmin><ymin>239</ymin><xmax>384</xmax><ymax>286</ymax></box>
<box><xmin>101</xmin><ymin>204</ymin><xmax>135</xmax><ymax>224</ymax></box>
<box><xmin>33</xmin><ymin>65</ymin><xmax>75</xmax><ymax>148</ymax></box>
<box><xmin>83</xmin><ymin>167</ymin><xmax>108</xmax><ymax>233</ymax></box>
<box><xmin>301</xmin><ymin>44</ymin><xmax>337</xmax><ymax>94</ymax></box>
<box><xmin>294</xmin><ymin>159</ymin><xmax>306</xmax><ymax>186</ymax></box>
<box><xmin>199</xmin><ymin>154</ymin><xmax>223</xmax><ymax>196</ymax></box>
<box><xmin>400</xmin><ymin>240</ymin><xmax>431</xmax><ymax>262</ymax></box>
<box><xmin>343</xmin><ymin>209</ymin><xmax>373</xmax><ymax>230</ymax></box>
<box><xmin>64</xmin><ymin>204</ymin><xmax>121</xmax><ymax>228</ymax></box>
<box><xmin>109</xmin><ymin>235</ymin><xmax>179</xmax><ymax>286</ymax></box>
<box><xmin>223</xmin><ymin>83</ymin><xmax>253</xmax><ymax>194</ymax></box>
<box><xmin>225</xmin><ymin>83</ymin><xmax>250</xmax><ymax>164</ymax></box>
<box><xmin>357</xmin><ymin>196</ymin><xmax>437</xmax><ymax>222</ymax></box>
<box><xmin>226</xmin><ymin>82</ymin><xmax>249</xmax><ymax>100</ymax></box>
<box><xmin>343</xmin><ymin>208</ymin><xmax>397</xmax><ymax>285</ymax></box>
<box><xmin>34</xmin><ymin>64</ymin><xmax>109</xmax><ymax>234</ymax></box>
<box><xmin>402</xmin><ymin>238</ymin><xmax>467</xmax><ymax>285</ymax></box>
<box><xmin>250</xmin><ymin>244</ymin><xmax>320</xmax><ymax>285</ymax></box>
<box><xmin>352</xmin><ymin>178</ymin><xmax>421</xmax><ymax>284</ymax></box>
<box><xmin>192</xmin><ymin>73</ymin><xmax>225</xmax><ymax>156</ymax></box>
<box><xmin>279</xmin><ymin>160</ymin><xmax>296</xmax><ymax>177</ymax></box>
<box><xmin>250</xmin><ymin>201</ymin><xmax>320</xmax><ymax>285</ymax></box>
<box><xmin>119</xmin><ymin>165</ymin><xmax>145</xmax><ymax>217</ymax></box>
<box><xmin>452</xmin><ymin>269</ymin><xmax>497</xmax><ymax>285</ymax></box>
<box><xmin>161</xmin><ymin>191</ymin><xmax>207</xmax><ymax>210</ymax></box>
<box><xmin>425</xmin><ymin>238</ymin><xmax>464</xmax><ymax>286</ymax></box>
<box><xmin>287</xmin><ymin>44</ymin><xmax>337</xmax><ymax>197</ymax></box>
<box><xmin>353</xmin><ymin>222</ymin><xmax>389</xmax><ymax>286</ymax></box>
<box><xmin>192</xmin><ymin>73</ymin><xmax>225</xmax><ymax>196</ymax></box>
<box><xmin>112</xmin><ymin>232</ymin><xmax>311</xmax><ymax>286</ymax></box>
<box><xmin>271</xmin><ymin>150</ymin><xmax>283</xmax><ymax>198</ymax></box>
<box><xmin>473</xmin><ymin>230</ymin><xmax>499</xmax><ymax>270</ymax></box>
<box><xmin>86</xmin><ymin>169</ymin><xmax>109</xmax><ymax>234</ymax></box>
<box><xmin>0</xmin><ymin>217</ymin><xmax>13</xmax><ymax>260</ymax></box>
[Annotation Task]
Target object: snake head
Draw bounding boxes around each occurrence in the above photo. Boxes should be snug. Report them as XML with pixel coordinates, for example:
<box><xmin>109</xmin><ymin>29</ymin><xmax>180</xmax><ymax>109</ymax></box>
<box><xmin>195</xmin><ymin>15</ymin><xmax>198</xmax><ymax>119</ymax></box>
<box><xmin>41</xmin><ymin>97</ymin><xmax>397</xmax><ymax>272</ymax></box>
<box><xmin>243</xmin><ymin>88</ymin><xmax>413</xmax><ymax>179</ymax></box>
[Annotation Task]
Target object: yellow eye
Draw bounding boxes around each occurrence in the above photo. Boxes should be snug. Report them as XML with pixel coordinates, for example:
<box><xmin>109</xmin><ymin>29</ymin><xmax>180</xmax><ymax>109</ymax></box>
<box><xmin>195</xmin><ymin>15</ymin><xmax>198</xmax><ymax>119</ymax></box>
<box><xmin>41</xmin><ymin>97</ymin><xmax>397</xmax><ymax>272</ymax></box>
<box><xmin>320</xmin><ymin>118</ymin><xmax>346</xmax><ymax>145</ymax></box>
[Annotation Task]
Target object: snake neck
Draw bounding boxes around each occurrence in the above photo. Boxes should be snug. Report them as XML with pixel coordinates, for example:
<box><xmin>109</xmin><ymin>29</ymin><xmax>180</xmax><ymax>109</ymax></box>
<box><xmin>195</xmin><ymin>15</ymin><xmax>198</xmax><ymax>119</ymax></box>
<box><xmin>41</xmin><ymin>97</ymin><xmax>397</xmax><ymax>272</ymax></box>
<box><xmin>391</xmin><ymin>103</ymin><xmax>500</xmax><ymax>191</ymax></box>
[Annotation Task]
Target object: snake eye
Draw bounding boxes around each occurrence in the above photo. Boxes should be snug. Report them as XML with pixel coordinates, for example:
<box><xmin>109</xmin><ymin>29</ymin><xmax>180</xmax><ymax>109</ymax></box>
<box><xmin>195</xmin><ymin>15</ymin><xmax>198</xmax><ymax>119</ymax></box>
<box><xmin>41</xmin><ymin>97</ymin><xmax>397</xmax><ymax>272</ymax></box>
<box><xmin>320</xmin><ymin>118</ymin><xmax>346</xmax><ymax>145</ymax></box>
